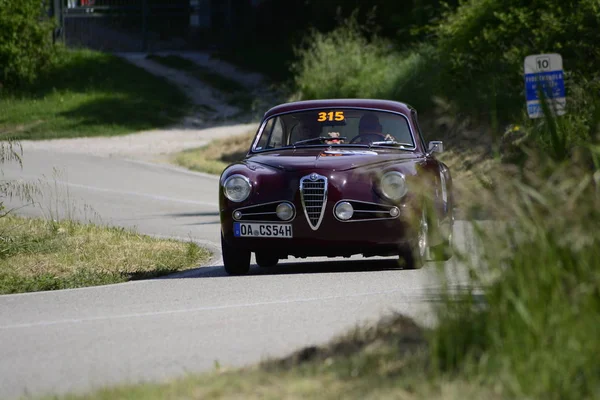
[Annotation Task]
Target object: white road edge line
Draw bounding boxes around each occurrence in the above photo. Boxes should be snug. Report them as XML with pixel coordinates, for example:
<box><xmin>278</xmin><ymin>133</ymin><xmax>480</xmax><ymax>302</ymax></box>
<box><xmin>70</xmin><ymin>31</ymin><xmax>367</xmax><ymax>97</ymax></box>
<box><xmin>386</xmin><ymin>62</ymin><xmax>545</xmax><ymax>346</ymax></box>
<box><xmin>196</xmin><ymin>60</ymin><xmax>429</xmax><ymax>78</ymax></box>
<box><xmin>32</xmin><ymin>177</ymin><xmax>219</xmax><ymax>207</ymax></box>
<box><xmin>122</xmin><ymin>158</ymin><xmax>221</xmax><ymax>180</ymax></box>
<box><xmin>0</xmin><ymin>287</ymin><xmax>428</xmax><ymax>330</ymax></box>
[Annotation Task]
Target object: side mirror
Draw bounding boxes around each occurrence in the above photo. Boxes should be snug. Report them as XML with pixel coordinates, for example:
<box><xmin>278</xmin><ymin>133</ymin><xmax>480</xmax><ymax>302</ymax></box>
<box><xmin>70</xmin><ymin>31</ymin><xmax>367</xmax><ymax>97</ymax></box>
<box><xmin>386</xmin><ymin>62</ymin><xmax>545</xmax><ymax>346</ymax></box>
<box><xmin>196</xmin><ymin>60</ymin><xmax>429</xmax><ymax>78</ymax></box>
<box><xmin>428</xmin><ymin>141</ymin><xmax>444</xmax><ymax>154</ymax></box>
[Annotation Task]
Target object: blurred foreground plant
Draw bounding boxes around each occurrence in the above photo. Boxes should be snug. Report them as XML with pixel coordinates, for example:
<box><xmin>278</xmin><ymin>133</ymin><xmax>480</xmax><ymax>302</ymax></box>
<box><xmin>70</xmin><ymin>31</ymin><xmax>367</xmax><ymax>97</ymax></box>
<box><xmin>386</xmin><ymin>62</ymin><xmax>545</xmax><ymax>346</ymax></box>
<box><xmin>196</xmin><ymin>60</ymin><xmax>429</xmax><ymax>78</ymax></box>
<box><xmin>431</xmin><ymin>100</ymin><xmax>600</xmax><ymax>399</ymax></box>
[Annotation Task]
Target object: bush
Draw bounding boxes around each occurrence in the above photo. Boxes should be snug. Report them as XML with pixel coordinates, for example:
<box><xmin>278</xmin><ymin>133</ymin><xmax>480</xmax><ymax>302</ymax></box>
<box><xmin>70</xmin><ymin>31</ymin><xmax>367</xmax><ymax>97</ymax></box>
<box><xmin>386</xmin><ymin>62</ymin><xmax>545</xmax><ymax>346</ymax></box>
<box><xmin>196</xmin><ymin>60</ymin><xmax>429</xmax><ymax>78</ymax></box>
<box><xmin>292</xmin><ymin>0</ymin><xmax>600</xmax><ymax>124</ymax></box>
<box><xmin>291</xmin><ymin>18</ymin><xmax>446</xmax><ymax>114</ymax></box>
<box><xmin>291</xmin><ymin>18</ymin><xmax>399</xmax><ymax>101</ymax></box>
<box><xmin>0</xmin><ymin>0</ymin><xmax>56</xmax><ymax>89</ymax></box>
<box><xmin>433</xmin><ymin>0</ymin><xmax>600</xmax><ymax>122</ymax></box>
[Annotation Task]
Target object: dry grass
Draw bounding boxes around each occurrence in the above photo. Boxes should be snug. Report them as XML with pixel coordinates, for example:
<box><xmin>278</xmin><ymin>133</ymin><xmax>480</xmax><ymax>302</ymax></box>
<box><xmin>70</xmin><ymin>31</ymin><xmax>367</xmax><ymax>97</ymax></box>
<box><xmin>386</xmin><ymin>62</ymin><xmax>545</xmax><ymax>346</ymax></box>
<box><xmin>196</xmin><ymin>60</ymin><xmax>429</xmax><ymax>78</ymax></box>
<box><xmin>61</xmin><ymin>314</ymin><xmax>503</xmax><ymax>400</ymax></box>
<box><xmin>173</xmin><ymin>131</ymin><xmax>255</xmax><ymax>175</ymax></box>
<box><xmin>0</xmin><ymin>215</ymin><xmax>210</xmax><ymax>294</ymax></box>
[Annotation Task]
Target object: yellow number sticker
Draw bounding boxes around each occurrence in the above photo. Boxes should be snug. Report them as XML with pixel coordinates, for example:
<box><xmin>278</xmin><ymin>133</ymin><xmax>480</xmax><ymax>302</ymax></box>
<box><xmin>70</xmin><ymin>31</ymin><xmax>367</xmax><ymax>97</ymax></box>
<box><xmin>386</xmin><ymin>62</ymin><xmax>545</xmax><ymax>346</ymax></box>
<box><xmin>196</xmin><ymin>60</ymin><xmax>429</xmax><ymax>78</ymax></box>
<box><xmin>317</xmin><ymin>111</ymin><xmax>345</xmax><ymax>122</ymax></box>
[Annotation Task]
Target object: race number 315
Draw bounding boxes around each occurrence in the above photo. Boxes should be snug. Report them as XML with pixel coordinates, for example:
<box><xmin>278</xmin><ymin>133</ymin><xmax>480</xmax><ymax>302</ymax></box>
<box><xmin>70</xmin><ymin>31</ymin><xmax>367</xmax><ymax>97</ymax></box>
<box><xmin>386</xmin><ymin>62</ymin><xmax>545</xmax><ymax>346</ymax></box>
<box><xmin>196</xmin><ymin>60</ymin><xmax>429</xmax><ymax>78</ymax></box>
<box><xmin>318</xmin><ymin>111</ymin><xmax>344</xmax><ymax>122</ymax></box>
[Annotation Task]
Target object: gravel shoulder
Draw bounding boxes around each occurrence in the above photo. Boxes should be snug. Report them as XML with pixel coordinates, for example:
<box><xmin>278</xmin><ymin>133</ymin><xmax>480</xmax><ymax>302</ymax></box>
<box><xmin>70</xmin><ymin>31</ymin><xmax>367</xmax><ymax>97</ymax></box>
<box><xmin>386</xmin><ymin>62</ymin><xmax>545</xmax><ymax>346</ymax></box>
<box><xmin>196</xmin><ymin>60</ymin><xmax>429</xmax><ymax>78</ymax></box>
<box><xmin>19</xmin><ymin>123</ymin><xmax>258</xmax><ymax>163</ymax></box>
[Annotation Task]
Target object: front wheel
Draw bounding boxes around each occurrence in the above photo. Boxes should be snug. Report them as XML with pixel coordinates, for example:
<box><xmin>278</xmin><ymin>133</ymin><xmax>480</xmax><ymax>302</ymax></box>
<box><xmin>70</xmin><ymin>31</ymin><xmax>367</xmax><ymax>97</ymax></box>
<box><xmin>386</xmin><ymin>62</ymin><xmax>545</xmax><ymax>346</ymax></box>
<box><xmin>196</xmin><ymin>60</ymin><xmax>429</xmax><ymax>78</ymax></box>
<box><xmin>221</xmin><ymin>234</ymin><xmax>251</xmax><ymax>275</ymax></box>
<box><xmin>398</xmin><ymin>207</ymin><xmax>429</xmax><ymax>269</ymax></box>
<box><xmin>255</xmin><ymin>252</ymin><xmax>279</xmax><ymax>268</ymax></box>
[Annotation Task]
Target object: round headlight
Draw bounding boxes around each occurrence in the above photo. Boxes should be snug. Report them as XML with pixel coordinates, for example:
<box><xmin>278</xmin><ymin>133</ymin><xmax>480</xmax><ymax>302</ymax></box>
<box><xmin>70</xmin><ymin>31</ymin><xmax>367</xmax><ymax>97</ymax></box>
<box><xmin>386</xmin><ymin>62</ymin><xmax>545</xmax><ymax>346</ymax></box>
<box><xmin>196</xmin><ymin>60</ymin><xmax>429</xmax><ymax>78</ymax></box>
<box><xmin>380</xmin><ymin>171</ymin><xmax>408</xmax><ymax>201</ymax></box>
<box><xmin>335</xmin><ymin>201</ymin><xmax>354</xmax><ymax>221</ymax></box>
<box><xmin>276</xmin><ymin>203</ymin><xmax>294</xmax><ymax>221</ymax></box>
<box><xmin>223</xmin><ymin>175</ymin><xmax>252</xmax><ymax>202</ymax></box>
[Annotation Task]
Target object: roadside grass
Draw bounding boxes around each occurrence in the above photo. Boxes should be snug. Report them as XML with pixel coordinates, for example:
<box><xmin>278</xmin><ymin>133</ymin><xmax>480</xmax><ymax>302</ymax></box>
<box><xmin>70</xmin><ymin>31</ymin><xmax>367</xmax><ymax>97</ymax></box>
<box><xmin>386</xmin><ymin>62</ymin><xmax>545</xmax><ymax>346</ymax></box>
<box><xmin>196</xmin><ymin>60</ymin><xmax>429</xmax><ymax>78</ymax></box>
<box><xmin>0</xmin><ymin>215</ymin><xmax>210</xmax><ymax>294</ymax></box>
<box><xmin>146</xmin><ymin>54</ymin><xmax>255</xmax><ymax>113</ymax></box>
<box><xmin>0</xmin><ymin>49</ymin><xmax>190</xmax><ymax>140</ymax></box>
<box><xmin>60</xmin><ymin>315</ymin><xmax>499</xmax><ymax>400</ymax></box>
<box><xmin>173</xmin><ymin>131</ymin><xmax>255</xmax><ymax>175</ymax></box>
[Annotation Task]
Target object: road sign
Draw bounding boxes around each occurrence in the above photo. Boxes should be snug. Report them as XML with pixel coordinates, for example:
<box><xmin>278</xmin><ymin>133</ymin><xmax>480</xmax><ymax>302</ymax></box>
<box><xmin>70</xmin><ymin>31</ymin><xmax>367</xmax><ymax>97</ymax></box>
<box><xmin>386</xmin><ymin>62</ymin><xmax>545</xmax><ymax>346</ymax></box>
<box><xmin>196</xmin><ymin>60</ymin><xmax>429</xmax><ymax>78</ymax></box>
<box><xmin>524</xmin><ymin>53</ymin><xmax>566</xmax><ymax>118</ymax></box>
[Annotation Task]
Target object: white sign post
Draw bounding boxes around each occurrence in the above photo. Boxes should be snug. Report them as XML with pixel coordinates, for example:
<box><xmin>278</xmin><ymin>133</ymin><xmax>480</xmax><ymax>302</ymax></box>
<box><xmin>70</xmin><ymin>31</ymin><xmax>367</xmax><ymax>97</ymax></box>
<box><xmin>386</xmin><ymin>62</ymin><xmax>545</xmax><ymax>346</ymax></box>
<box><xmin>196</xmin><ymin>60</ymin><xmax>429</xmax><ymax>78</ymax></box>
<box><xmin>524</xmin><ymin>53</ymin><xmax>566</xmax><ymax>118</ymax></box>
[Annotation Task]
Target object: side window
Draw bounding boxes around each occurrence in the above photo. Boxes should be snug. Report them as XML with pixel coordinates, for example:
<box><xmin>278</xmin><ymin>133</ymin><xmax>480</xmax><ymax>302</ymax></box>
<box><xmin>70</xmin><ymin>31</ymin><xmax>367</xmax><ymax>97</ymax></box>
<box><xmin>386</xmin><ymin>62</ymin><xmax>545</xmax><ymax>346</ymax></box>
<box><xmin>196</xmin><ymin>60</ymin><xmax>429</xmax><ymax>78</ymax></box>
<box><xmin>270</xmin><ymin>118</ymin><xmax>284</xmax><ymax>148</ymax></box>
<box><xmin>255</xmin><ymin>119</ymin><xmax>273</xmax><ymax>150</ymax></box>
<box><xmin>255</xmin><ymin>117</ymin><xmax>284</xmax><ymax>150</ymax></box>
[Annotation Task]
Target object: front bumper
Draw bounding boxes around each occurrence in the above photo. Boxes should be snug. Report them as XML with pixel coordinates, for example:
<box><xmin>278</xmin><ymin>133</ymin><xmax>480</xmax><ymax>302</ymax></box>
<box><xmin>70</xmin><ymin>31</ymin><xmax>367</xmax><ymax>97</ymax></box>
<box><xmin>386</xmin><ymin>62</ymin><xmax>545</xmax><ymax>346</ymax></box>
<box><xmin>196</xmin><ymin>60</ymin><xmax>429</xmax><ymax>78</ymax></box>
<box><xmin>221</xmin><ymin>204</ymin><xmax>415</xmax><ymax>257</ymax></box>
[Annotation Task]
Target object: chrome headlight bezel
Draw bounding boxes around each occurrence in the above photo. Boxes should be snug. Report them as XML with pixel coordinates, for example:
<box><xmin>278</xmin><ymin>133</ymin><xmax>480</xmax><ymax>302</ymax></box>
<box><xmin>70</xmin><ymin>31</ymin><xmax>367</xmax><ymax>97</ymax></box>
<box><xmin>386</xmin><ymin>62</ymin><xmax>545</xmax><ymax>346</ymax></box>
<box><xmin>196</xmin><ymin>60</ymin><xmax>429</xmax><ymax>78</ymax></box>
<box><xmin>223</xmin><ymin>174</ymin><xmax>252</xmax><ymax>202</ymax></box>
<box><xmin>276</xmin><ymin>202</ymin><xmax>295</xmax><ymax>221</ymax></box>
<box><xmin>380</xmin><ymin>171</ymin><xmax>408</xmax><ymax>201</ymax></box>
<box><xmin>334</xmin><ymin>201</ymin><xmax>354</xmax><ymax>221</ymax></box>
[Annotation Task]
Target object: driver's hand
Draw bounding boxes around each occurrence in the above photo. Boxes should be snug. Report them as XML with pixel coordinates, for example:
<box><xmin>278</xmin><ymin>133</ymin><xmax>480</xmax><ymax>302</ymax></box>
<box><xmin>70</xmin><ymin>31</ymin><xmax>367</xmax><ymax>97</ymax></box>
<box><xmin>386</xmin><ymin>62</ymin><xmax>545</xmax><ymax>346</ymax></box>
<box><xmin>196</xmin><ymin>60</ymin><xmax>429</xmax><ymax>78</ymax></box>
<box><xmin>383</xmin><ymin>134</ymin><xmax>395</xmax><ymax>141</ymax></box>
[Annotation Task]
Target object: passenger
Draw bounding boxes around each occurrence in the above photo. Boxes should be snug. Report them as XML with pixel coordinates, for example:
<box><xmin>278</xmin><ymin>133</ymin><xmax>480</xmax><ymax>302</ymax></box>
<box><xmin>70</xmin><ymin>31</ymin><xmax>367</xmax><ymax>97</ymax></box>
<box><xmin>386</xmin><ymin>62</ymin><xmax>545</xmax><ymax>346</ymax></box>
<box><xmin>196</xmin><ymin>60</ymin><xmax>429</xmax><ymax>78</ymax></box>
<box><xmin>292</xmin><ymin>117</ymin><xmax>322</xmax><ymax>143</ymax></box>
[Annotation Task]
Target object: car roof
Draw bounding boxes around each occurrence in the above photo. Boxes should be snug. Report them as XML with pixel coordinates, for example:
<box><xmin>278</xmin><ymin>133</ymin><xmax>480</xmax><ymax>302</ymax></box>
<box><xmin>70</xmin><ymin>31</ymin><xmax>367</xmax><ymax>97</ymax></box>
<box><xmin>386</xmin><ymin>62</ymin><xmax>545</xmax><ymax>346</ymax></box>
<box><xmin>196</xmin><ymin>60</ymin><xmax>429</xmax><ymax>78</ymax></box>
<box><xmin>263</xmin><ymin>99</ymin><xmax>415</xmax><ymax>119</ymax></box>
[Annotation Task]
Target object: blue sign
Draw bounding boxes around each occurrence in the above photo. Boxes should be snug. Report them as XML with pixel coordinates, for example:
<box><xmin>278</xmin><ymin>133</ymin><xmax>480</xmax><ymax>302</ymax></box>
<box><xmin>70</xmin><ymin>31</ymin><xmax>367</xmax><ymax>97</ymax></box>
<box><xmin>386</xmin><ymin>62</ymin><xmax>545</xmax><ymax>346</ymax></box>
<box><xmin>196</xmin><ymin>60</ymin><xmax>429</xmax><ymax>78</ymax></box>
<box><xmin>524</xmin><ymin>71</ymin><xmax>565</xmax><ymax>102</ymax></box>
<box><xmin>524</xmin><ymin>54</ymin><xmax>566</xmax><ymax>118</ymax></box>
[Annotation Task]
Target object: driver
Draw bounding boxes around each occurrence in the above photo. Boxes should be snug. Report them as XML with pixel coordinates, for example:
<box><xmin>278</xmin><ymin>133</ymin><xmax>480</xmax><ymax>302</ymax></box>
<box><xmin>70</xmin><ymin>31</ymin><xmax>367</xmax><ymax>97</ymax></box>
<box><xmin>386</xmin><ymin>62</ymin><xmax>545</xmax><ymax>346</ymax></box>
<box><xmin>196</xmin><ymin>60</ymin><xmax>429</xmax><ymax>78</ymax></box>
<box><xmin>358</xmin><ymin>113</ymin><xmax>383</xmax><ymax>135</ymax></box>
<box><xmin>357</xmin><ymin>113</ymin><xmax>395</xmax><ymax>142</ymax></box>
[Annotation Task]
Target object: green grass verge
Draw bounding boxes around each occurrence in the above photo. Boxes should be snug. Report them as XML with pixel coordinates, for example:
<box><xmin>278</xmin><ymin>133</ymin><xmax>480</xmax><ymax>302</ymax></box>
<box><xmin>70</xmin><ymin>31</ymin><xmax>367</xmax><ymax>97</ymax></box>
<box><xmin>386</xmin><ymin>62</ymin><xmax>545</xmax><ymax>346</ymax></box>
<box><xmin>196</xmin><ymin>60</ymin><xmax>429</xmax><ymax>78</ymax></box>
<box><xmin>146</xmin><ymin>54</ymin><xmax>254</xmax><ymax>112</ymax></box>
<box><xmin>0</xmin><ymin>49</ymin><xmax>190</xmax><ymax>140</ymax></box>
<box><xmin>173</xmin><ymin>131</ymin><xmax>255</xmax><ymax>175</ymax></box>
<box><xmin>0</xmin><ymin>215</ymin><xmax>210</xmax><ymax>294</ymax></box>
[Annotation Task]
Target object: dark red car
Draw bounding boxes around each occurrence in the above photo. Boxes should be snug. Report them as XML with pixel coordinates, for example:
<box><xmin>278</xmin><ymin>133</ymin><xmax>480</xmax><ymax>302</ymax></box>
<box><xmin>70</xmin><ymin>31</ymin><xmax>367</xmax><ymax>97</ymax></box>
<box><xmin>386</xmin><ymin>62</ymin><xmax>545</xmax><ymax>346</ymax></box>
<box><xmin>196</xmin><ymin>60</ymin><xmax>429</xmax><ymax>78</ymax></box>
<box><xmin>219</xmin><ymin>99</ymin><xmax>454</xmax><ymax>275</ymax></box>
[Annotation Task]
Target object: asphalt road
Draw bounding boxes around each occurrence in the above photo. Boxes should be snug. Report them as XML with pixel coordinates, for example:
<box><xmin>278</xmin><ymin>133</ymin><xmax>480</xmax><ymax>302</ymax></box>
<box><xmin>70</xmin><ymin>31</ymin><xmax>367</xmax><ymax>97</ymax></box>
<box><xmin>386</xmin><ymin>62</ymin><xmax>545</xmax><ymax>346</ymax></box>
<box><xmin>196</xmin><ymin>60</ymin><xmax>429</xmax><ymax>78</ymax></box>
<box><xmin>0</xmin><ymin>149</ymin><xmax>474</xmax><ymax>399</ymax></box>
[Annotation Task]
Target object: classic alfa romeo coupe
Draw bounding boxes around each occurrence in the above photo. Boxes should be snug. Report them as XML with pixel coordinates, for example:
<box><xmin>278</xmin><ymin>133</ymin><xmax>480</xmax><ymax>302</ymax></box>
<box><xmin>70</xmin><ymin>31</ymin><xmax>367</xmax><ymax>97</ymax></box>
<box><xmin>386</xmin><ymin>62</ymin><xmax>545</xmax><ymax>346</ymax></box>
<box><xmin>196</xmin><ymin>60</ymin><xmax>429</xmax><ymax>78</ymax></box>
<box><xmin>219</xmin><ymin>99</ymin><xmax>454</xmax><ymax>275</ymax></box>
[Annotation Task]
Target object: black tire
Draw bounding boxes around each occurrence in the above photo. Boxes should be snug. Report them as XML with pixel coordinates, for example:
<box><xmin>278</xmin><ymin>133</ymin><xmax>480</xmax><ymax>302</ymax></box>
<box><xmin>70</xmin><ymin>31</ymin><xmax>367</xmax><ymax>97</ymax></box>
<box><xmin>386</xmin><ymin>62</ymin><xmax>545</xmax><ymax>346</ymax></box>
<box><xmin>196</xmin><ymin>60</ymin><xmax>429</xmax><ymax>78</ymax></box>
<box><xmin>221</xmin><ymin>234</ymin><xmax>251</xmax><ymax>275</ymax></box>
<box><xmin>255</xmin><ymin>252</ymin><xmax>279</xmax><ymax>268</ymax></box>
<box><xmin>398</xmin><ymin>205</ymin><xmax>429</xmax><ymax>269</ymax></box>
<box><xmin>398</xmin><ymin>243</ymin><xmax>424</xmax><ymax>270</ymax></box>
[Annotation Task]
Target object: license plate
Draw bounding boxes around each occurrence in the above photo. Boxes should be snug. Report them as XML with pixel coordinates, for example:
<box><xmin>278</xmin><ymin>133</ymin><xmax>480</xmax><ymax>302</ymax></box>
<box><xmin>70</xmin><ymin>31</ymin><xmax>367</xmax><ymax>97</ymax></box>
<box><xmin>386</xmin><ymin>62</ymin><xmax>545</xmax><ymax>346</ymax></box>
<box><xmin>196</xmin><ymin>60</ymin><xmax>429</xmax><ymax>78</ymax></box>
<box><xmin>233</xmin><ymin>222</ymin><xmax>293</xmax><ymax>238</ymax></box>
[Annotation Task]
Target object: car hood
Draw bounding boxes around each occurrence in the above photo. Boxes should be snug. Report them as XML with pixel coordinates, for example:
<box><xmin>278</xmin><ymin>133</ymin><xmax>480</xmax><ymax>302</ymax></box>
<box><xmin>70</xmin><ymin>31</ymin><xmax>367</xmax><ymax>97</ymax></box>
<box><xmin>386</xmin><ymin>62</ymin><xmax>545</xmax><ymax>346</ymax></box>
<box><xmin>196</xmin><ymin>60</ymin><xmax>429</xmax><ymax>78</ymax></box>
<box><xmin>246</xmin><ymin>147</ymin><xmax>422</xmax><ymax>172</ymax></box>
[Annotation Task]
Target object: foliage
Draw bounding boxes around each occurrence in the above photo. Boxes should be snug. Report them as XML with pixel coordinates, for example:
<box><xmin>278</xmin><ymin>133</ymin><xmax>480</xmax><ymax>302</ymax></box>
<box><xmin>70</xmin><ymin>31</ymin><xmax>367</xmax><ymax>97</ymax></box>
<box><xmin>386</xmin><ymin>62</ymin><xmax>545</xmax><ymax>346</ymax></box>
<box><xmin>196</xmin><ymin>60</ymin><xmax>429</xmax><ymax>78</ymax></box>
<box><xmin>216</xmin><ymin>0</ymin><xmax>459</xmax><ymax>82</ymax></box>
<box><xmin>291</xmin><ymin>17</ymin><xmax>444</xmax><ymax>113</ymax></box>
<box><xmin>502</xmin><ymin>79</ymin><xmax>600</xmax><ymax>163</ymax></box>
<box><xmin>291</xmin><ymin>17</ymin><xmax>399</xmax><ymax>101</ymax></box>
<box><xmin>291</xmin><ymin>0</ymin><xmax>600</xmax><ymax>156</ymax></box>
<box><xmin>433</xmin><ymin>0</ymin><xmax>600</xmax><ymax>122</ymax></box>
<box><xmin>0</xmin><ymin>141</ymin><xmax>38</xmax><ymax>218</ymax></box>
<box><xmin>430</xmin><ymin>103</ymin><xmax>600</xmax><ymax>399</ymax></box>
<box><xmin>0</xmin><ymin>49</ymin><xmax>190</xmax><ymax>140</ymax></box>
<box><xmin>0</xmin><ymin>0</ymin><xmax>56</xmax><ymax>89</ymax></box>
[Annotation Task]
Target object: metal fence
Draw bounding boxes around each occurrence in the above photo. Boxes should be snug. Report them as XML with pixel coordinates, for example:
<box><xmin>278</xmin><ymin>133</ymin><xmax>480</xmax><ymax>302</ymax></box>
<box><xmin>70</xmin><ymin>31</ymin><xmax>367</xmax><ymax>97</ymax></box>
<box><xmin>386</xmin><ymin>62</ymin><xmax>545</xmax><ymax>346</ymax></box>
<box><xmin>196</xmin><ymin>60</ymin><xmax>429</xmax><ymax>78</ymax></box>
<box><xmin>56</xmin><ymin>0</ymin><xmax>199</xmax><ymax>52</ymax></box>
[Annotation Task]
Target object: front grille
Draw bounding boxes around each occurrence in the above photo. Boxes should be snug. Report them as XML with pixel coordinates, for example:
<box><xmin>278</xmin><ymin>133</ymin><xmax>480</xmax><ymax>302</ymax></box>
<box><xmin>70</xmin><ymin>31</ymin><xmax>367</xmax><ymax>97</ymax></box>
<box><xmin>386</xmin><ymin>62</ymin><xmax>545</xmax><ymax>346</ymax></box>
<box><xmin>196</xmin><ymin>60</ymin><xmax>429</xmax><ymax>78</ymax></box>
<box><xmin>300</xmin><ymin>173</ymin><xmax>328</xmax><ymax>230</ymax></box>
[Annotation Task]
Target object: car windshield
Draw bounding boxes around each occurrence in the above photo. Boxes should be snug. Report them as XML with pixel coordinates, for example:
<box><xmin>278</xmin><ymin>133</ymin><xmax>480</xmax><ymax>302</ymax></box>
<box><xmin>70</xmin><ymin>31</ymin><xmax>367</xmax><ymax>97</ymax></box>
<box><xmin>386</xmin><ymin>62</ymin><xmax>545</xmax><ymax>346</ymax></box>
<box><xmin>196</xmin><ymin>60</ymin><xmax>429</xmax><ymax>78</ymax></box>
<box><xmin>253</xmin><ymin>109</ymin><xmax>415</xmax><ymax>151</ymax></box>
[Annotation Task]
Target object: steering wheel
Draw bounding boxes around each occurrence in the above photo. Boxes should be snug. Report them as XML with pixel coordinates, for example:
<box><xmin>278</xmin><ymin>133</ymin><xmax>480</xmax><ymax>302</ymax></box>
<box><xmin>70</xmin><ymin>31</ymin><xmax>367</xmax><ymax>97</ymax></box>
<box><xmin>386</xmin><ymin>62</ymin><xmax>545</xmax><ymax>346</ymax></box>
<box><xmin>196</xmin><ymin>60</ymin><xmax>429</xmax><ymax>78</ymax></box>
<box><xmin>350</xmin><ymin>132</ymin><xmax>386</xmax><ymax>145</ymax></box>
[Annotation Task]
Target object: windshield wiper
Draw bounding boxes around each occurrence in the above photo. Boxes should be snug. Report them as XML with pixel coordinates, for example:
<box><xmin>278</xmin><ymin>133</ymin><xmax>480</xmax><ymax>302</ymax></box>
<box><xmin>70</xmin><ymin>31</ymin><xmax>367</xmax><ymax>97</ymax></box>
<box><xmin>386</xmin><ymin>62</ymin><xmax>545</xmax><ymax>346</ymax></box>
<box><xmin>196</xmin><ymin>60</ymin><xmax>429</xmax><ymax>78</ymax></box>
<box><xmin>370</xmin><ymin>140</ymin><xmax>413</xmax><ymax>148</ymax></box>
<box><xmin>292</xmin><ymin>136</ymin><xmax>348</xmax><ymax>147</ymax></box>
